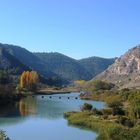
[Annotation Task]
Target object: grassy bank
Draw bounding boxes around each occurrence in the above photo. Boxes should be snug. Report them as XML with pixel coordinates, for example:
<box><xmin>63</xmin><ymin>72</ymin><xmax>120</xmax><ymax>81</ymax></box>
<box><xmin>65</xmin><ymin>84</ymin><xmax>140</xmax><ymax>140</ymax></box>
<box><xmin>64</xmin><ymin>111</ymin><xmax>140</xmax><ymax>140</ymax></box>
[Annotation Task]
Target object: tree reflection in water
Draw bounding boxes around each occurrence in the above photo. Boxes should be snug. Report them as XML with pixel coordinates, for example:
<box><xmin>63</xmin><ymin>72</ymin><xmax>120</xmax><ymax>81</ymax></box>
<box><xmin>0</xmin><ymin>96</ymin><xmax>37</xmax><ymax>118</ymax></box>
<box><xmin>19</xmin><ymin>96</ymin><xmax>37</xmax><ymax>116</ymax></box>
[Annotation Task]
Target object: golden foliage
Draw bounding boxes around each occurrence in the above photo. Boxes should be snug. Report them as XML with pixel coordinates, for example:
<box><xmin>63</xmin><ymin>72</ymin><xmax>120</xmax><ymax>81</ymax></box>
<box><xmin>20</xmin><ymin>71</ymin><xmax>39</xmax><ymax>91</ymax></box>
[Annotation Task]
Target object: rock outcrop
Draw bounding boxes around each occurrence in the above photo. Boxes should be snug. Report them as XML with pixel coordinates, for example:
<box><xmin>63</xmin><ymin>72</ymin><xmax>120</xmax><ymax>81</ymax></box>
<box><xmin>93</xmin><ymin>45</ymin><xmax>140</xmax><ymax>89</ymax></box>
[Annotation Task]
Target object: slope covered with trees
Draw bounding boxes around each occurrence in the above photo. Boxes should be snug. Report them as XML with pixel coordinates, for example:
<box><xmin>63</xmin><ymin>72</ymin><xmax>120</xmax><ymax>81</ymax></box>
<box><xmin>0</xmin><ymin>47</ymin><xmax>30</xmax><ymax>74</ymax></box>
<box><xmin>34</xmin><ymin>52</ymin><xmax>115</xmax><ymax>82</ymax></box>
<box><xmin>78</xmin><ymin>57</ymin><xmax>116</xmax><ymax>77</ymax></box>
<box><xmin>0</xmin><ymin>43</ymin><xmax>56</xmax><ymax>78</ymax></box>
<box><xmin>0</xmin><ymin>43</ymin><xmax>115</xmax><ymax>84</ymax></box>
<box><xmin>34</xmin><ymin>52</ymin><xmax>92</xmax><ymax>81</ymax></box>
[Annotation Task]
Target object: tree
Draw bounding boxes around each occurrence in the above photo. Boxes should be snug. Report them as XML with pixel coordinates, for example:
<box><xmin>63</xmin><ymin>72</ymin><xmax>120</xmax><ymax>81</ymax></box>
<box><xmin>20</xmin><ymin>71</ymin><xmax>26</xmax><ymax>89</ymax></box>
<box><xmin>86</xmin><ymin>80</ymin><xmax>115</xmax><ymax>94</ymax></box>
<box><xmin>20</xmin><ymin>71</ymin><xmax>39</xmax><ymax>91</ymax></box>
<box><xmin>128</xmin><ymin>92</ymin><xmax>140</xmax><ymax>119</ymax></box>
<box><xmin>0</xmin><ymin>70</ymin><xmax>10</xmax><ymax>85</ymax></box>
<box><xmin>81</xmin><ymin>103</ymin><xmax>93</xmax><ymax>111</ymax></box>
<box><xmin>106</xmin><ymin>95</ymin><xmax>124</xmax><ymax>115</ymax></box>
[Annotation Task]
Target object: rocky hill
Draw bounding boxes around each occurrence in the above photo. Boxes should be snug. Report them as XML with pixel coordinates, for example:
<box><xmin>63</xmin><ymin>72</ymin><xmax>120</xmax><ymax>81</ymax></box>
<box><xmin>94</xmin><ymin>45</ymin><xmax>140</xmax><ymax>88</ymax></box>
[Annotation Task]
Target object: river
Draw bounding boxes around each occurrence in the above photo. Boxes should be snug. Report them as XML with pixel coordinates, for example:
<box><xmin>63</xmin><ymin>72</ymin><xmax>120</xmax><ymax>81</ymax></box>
<box><xmin>0</xmin><ymin>92</ymin><xmax>105</xmax><ymax>140</ymax></box>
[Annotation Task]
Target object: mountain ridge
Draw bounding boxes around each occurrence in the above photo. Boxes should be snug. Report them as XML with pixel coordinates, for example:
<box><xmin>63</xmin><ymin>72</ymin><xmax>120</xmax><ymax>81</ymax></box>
<box><xmin>34</xmin><ymin>52</ymin><xmax>115</xmax><ymax>81</ymax></box>
<box><xmin>93</xmin><ymin>45</ymin><xmax>140</xmax><ymax>88</ymax></box>
<box><xmin>0</xmin><ymin>42</ymin><xmax>116</xmax><ymax>84</ymax></box>
<box><xmin>78</xmin><ymin>56</ymin><xmax>116</xmax><ymax>77</ymax></box>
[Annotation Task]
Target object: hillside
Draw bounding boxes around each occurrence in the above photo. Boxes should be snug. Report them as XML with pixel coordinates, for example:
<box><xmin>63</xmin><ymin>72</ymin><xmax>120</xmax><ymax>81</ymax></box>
<box><xmin>0</xmin><ymin>43</ymin><xmax>56</xmax><ymax>78</ymax></box>
<box><xmin>78</xmin><ymin>57</ymin><xmax>116</xmax><ymax>77</ymax></box>
<box><xmin>94</xmin><ymin>45</ymin><xmax>140</xmax><ymax>88</ymax></box>
<box><xmin>34</xmin><ymin>52</ymin><xmax>92</xmax><ymax>81</ymax></box>
<box><xmin>0</xmin><ymin>47</ymin><xmax>29</xmax><ymax>74</ymax></box>
<box><xmin>0</xmin><ymin>43</ymin><xmax>116</xmax><ymax>84</ymax></box>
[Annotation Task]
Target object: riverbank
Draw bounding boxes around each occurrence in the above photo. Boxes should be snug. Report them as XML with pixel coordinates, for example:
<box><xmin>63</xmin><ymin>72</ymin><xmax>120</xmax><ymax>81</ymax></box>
<box><xmin>36</xmin><ymin>87</ymin><xmax>78</xmax><ymax>95</ymax></box>
<box><xmin>65</xmin><ymin>87</ymin><xmax>140</xmax><ymax>140</ymax></box>
<box><xmin>80</xmin><ymin>89</ymin><xmax>119</xmax><ymax>101</ymax></box>
<box><xmin>0</xmin><ymin>87</ymin><xmax>78</xmax><ymax>104</ymax></box>
<box><xmin>64</xmin><ymin>111</ymin><xmax>140</xmax><ymax>140</ymax></box>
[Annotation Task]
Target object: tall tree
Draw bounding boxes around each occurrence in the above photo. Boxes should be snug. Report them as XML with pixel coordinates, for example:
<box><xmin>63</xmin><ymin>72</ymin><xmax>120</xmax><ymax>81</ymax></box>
<box><xmin>20</xmin><ymin>71</ymin><xmax>39</xmax><ymax>91</ymax></box>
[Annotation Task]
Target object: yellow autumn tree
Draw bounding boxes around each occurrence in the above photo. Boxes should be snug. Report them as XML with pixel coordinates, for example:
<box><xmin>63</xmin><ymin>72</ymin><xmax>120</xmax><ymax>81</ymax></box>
<box><xmin>25</xmin><ymin>71</ymin><xmax>30</xmax><ymax>89</ymax></box>
<box><xmin>20</xmin><ymin>71</ymin><xmax>26</xmax><ymax>89</ymax></box>
<box><xmin>20</xmin><ymin>71</ymin><xmax>39</xmax><ymax>91</ymax></box>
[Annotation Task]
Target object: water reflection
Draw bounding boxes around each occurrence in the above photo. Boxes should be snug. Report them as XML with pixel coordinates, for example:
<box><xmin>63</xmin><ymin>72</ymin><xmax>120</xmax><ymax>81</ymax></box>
<box><xmin>19</xmin><ymin>97</ymin><xmax>37</xmax><ymax>116</ymax></box>
<box><xmin>0</xmin><ymin>93</ymin><xmax>105</xmax><ymax>140</ymax></box>
<box><xmin>0</xmin><ymin>93</ymin><xmax>105</xmax><ymax>119</ymax></box>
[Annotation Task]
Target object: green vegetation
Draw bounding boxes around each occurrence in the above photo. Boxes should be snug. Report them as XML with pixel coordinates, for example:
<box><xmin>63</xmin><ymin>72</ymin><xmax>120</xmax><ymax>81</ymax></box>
<box><xmin>34</xmin><ymin>53</ymin><xmax>115</xmax><ymax>82</ymax></box>
<box><xmin>34</xmin><ymin>52</ymin><xmax>92</xmax><ymax>81</ymax></box>
<box><xmin>0</xmin><ymin>70</ymin><xmax>10</xmax><ymax>85</ymax></box>
<box><xmin>86</xmin><ymin>80</ymin><xmax>115</xmax><ymax>92</ymax></box>
<box><xmin>77</xmin><ymin>80</ymin><xmax>116</xmax><ymax>101</ymax></box>
<box><xmin>78</xmin><ymin>57</ymin><xmax>116</xmax><ymax>77</ymax></box>
<box><xmin>81</xmin><ymin>103</ymin><xmax>93</xmax><ymax>111</ymax></box>
<box><xmin>69</xmin><ymin>81</ymin><xmax>140</xmax><ymax>140</ymax></box>
<box><xmin>0</xmin><ymin>47</ymin><xmax>30</xmax><ymax>76</ymax></box>
<box><xmin>0</xmin><ymin>43</ymin><xmax>116</xmax><ymax>86</ymax></box>
<box><xmin>65</xmin><ymin>110</ymin><xmax>140</xmax><ymax>140</ymax></box>
<box><xmin>75</xmin><ymin>80</ymin><xmax>115</xmax><ymax>93</ymax></box>
<box><xmin>106</xmin><ymin>95</ymin><xmax>124</xmax><ymax>116</ymax></box>
<box><xmin>0</xmin><ymin>130</ymin><xmax>10</xmax><ymax>140</ymax></box>
<box><xmin>65</xmin><ymin>111</ymin><xmax>140</xmax><ymax>140</ymax></box>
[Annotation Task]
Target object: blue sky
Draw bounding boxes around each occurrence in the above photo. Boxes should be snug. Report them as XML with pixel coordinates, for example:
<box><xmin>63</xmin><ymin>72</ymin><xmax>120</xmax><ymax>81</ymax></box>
<box><xmin>0</xmin><ymin>0</ymin><xmax>140</xmax><ymax>59</ymax></box>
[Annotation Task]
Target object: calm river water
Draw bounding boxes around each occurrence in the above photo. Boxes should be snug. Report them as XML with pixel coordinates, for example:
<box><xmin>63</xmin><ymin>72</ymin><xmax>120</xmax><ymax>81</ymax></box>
<box><xmin>0</xmin><ymin>92</ymin><xmax>105</xmax><ymax>140</ymax></box>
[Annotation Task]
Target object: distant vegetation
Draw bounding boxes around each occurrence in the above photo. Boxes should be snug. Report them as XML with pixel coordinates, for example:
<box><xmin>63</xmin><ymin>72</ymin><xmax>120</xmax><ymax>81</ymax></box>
<box><xmin>0</xmin><ymin>43</ymin><xmax>115</xmax><ymax>86</ymax></box>
<box><xmin>34</xmin><ymin>52</ymin><xmax>92</xmax><ymax>81</ymax></box>
<box><xmin>75</xmin><ymin>80</ymin><xmax>115</xmax><ymax>94</ymax></box>
<box><xmin>0</xmin><ymin>47</ymin><xmax>30</xmax><ymax>75</ymax></box>
<box><xmin>79</xmin><ymin>57</ymin><xmax>116</xmax><ymax>77</ymax></box>
<box><xmin>34</xmin><ymin>52</ymin><xmax>115</xmax><ymax>82</ymax></box>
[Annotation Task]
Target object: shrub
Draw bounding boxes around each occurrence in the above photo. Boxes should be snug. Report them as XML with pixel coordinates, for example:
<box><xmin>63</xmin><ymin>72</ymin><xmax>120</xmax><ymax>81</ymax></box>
<box><xmin>81</xmin><ymin>103</ymin><xmax>93</xmax><ymax>111</ymax></box>
<box><xmin>87</xmin><ymin>80</ymin><xmax>115</xmax><ymax>92</ymax></box>
<box><xmin>92</xmin><ymin>108</ymin><xmax>103</xmax><ymax>115</ymax></box>
<box><xmin>103</xmin><ymin>115</ymin><xmax>108</xmax><ymax>119</ymax></box>
<box><xmin>128</xmin><ymin>91</ymin><xmax>140</xmax><ymax>119</ymax></box>
<box><xmin>106</xmin><ymin>95</ymin><xmax>123</xmax><ymax>109</ymax></box>
<box><xmin>101</xmin><ymin>108</ymin><xmax>112</xmax><ymax>116</ymax></box>
<box><xmin>0</xmin><ymin>130</ymin><xmax>10</xmax><ymax>140</ymax></box>
<box><xmin>118</xmin><ymin>116</ymin><xmax>134</xmax><ymax>128</ymax></box>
